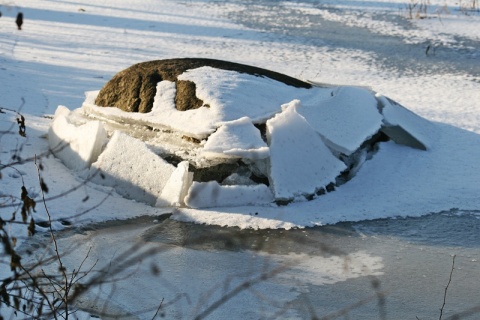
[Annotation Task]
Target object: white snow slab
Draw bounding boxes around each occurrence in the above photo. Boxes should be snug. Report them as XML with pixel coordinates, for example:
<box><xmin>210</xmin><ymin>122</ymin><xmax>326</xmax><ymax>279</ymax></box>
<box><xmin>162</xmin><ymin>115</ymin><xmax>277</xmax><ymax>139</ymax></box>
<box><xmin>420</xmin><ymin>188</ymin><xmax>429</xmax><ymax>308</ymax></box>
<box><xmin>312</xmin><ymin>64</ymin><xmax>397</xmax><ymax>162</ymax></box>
<box><xmin>156</xmin><ymin>161</ymin><xmax>193</xmax><ymax>207</ymax></box>
<box><xmin>89</xmin><ymin>131</ymin><xmax>176</xmax><ymax>206</ymax></box>
<box><xmin>177</xmin><ymin>66</ymin><xmax>312</xmax><ymax>124</ymax></box>
<box><xmin>48</xmin><ymin>105</ymin><xmax>107</xmax><ymax>171</ymax></box>
<box><xmin>202</xmin><ymin>117</ymin><xmax>269</xmax><ymax>159</ymax></box>
<box><xmin>266</xmin><ymin>104</ymin><xmax>347</xmax><ymax>200</ymax></box>
<box><xmin>297</xmin><ymin>86</ymin><xmax>383</xmax><ymax>155</ymax></box>
<box><xmin>377</xmin><ymin>94</ymin><xmax>435</xmax><ymax>150</ymax></box>
<box><xmin>184</xmin><ymin>181</ymin><xmax>274</xmax><ymax>208</ymax></box>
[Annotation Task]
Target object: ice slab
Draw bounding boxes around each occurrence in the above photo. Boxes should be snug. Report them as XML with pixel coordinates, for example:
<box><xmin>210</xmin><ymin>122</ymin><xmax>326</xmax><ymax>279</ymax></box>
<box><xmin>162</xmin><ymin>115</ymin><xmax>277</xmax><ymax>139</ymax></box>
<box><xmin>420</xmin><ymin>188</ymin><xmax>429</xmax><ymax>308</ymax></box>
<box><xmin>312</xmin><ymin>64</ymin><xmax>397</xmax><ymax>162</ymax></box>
<box><xmin>377</xmin><ymin>94</ymin><xmax>435</xmax><ymax>150</ymax></box>
<box><xmin>184</xmin><ymin>181</ymin><xmax>274</xmax><ymax>208</ymax></box>
<box><xmin>177</xmin><ymin>66</ymin><xmax>312</xmax><ymax>125</ymax></box>
<box><xmin>156</xmin><ymin>161</ymin><xmax>193</xmax><ymax>207</ymax></box>
<box><xmin>266</xmin><ymin>104</ymin><xmax>347</xmax><ymax>201</ymax></box>
<box><xmin>89</xmin><ymin>131</ymin><xmax>175</xmax><ymax>206</ymax></box>
<box><xmin>48</xmin><ymin>105</ymin><xmax>107</xmax><ymax>171</ymax></box>
<box><xmin>297</xmin><ymin>86</ymin><xmax>383</xmax><ymax>155</ymax></box>
<box><xmin>202</xmin><ymin>117</ymin><xmax>269</xmax><ymax>160</ymax></box>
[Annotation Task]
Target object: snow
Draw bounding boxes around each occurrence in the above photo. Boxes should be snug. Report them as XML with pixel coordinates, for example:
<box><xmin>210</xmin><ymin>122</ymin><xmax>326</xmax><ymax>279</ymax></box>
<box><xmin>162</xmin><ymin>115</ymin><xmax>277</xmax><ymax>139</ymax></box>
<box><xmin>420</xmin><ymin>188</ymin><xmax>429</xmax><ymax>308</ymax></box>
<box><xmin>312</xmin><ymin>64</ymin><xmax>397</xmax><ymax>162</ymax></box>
<box><xmin>72</xmin><ymin>64</ymin><xmax>400</xmax><ymax>207</ymax></box>
<box><xmin>377</xmin><ymin>94</ymin><xmax>436</xmax><ymax>150</ymax></box>
<box><xmin>156</xmin><ymin>161</ymin><xmax>193</xmax><ymax>207</ymax></box>
<box><xmin>297</xmin><ymin>86</ymin><xmax>383</xmax><ymax>155</ymax></box>
<box><xmin>266</xmin><ymin>103</ymin><xmax>347</xmax><ymax>200</ymax></box>
<box><xmin>64</xmin><ymin>72</ymin><xmax>423</xmax><ymax>207</ymax></box>
<box><xmin>202</xmin><ymin>117</ymin><xmax>269</xmax><ymax>160</ymax></box>
<box><xmin>61</xmin><ymin>73</ymin><xmax>434</xmax><ymax>209</ymax></box>
<box><xmin>48</xmin><ymin>105</ymin><xmax>108</xmax><ymax>171</ymax></box>
<box><xmin>283</xmin><ymin>0</ymin><xmax>480</xmax><ymax>45</ymax></box>
<box><xmin>83</xmin><ymin>67</ymin><xmax>314</xmax><ymax>139</ymax></box>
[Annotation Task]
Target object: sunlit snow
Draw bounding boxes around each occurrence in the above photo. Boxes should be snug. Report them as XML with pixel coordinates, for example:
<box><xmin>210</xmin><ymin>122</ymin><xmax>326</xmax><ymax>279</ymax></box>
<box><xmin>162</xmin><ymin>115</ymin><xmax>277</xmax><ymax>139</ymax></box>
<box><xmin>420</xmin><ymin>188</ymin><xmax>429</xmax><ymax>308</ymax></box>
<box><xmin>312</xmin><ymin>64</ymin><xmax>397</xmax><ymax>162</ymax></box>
<box><xmin>88</xmin><ymin>131</ymin><xmax>176</xmax><ymax>206</ymax></box>
<box><xmin>266</xmin><ymin>103</ymin><xmax>346</xmax><ymax>200</ymax></box>
<box><xmin>296</xmin><ymin>86</ymin><xmax>383</xmax><ymax>155</ymax></box>
<box><xmin>48</xmin><ymin>105</ymin><xmax>107</xmax><ymax>171</ymax></box>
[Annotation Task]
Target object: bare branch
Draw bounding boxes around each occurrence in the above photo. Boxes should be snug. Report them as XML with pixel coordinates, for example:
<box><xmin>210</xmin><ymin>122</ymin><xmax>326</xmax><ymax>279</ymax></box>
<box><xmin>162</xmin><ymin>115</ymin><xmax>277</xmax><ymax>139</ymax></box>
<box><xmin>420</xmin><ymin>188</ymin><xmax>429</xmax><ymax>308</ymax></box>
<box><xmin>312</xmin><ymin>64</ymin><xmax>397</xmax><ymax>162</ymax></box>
<box><xmin>439</xmin><ymin>255</ymin><xmax>456</xmax><ymax>320</ymax></box>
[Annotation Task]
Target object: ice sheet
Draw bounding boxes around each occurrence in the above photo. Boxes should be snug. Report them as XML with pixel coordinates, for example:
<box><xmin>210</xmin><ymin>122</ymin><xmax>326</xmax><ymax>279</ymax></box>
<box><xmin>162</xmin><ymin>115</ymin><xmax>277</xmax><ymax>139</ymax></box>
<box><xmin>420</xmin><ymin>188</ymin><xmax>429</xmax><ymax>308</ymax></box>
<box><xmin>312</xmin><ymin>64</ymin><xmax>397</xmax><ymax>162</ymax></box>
<box><xmin>297</xmin><ymin>86</ymin><xmax>383</xmax><ymax>155</ymax></box>
<box><xmin>89</xmin><ymin>131</ymin><xmax>176</xmax><ymax>206</ymax></box>
<box><xmin>48</xmin><ymin>106</ymin><xmax>108</xmax><ymax>171</ymax></box>
<box><xmin>266</xmin><ymin>104</ymin><xmax>347</xmax><ymax>200</ymax></box>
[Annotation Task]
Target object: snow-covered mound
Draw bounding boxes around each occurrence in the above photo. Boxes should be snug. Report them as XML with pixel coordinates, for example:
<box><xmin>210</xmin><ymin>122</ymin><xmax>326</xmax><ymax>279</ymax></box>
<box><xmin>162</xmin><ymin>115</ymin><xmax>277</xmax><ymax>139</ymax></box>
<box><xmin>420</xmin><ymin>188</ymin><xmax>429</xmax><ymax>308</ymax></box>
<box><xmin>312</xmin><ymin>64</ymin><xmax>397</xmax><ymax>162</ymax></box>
<box><xmin>48</xmin><ymin>59</ymin><xmax>433</xmax><ymax>211</ymax></box>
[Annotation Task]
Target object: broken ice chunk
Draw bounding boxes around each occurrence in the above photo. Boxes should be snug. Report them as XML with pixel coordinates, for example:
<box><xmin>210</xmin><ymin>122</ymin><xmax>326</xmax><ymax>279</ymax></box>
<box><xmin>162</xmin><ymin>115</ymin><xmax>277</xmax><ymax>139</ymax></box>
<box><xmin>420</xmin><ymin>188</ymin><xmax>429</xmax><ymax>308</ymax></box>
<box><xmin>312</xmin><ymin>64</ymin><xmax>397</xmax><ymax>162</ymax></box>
<box><xmin>296</xmin><ymin>86</ymin><xmax>383</xmax><ymax>155</ymax></box>
<box><xmin>156</xmin><ymin>161</ymin><xmax>193</xmax><ymax>207</ymax></box>
<box><xmin>184</xmin><ymin>181</ymin><xmax>274</xmax><ymax>208</ymax></box>
<box><xmin>48</xmin><ymin>105</ymin><xmax>107</xmax><ymax>171</ymax></box>
<box><xmin>202</xmin><ymin>117</ymin><xmax>269</xmax><ymax>160</ymax></box>
<box><xmin>377</xmin><ymin>94</ymin><xmax>434</xmax><ymax>150</ymax></box>
<box><xmin>266</xmin><ymin>104</ymin><xmax>347</xmax><ymax>201</ymax></box>
<box><xmin>89</xmin><ymin>131</ymin><xmax>176</xmax><ymax>206</ymax></box>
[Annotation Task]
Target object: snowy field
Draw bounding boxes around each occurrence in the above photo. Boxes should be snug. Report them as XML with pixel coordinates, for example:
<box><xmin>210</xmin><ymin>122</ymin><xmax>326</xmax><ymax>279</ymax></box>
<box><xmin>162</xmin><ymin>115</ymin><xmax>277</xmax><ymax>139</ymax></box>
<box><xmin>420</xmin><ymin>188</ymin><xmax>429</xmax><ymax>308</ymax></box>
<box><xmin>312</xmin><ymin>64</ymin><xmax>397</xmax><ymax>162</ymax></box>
<box><xmin>1</xmin><ymin>0</ymin><xmax>479</xmax><ymax>318</ymax></box>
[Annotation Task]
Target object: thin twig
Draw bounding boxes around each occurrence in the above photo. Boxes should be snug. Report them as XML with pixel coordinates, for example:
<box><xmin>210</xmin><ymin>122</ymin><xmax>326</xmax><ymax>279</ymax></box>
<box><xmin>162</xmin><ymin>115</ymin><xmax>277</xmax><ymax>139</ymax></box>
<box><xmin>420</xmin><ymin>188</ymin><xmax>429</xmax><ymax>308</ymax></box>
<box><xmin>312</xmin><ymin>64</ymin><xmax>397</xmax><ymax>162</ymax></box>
<box><xmin>152</xmin><ymin>297</ymin><xmax>165</xmax><ymax>319</ymax></box>
<box><xmin>18</xmin><ymin>265</ymin><xmax>57</xmax><ymax>316</ymax></box>
<box><xmin>35</xmin><ymin>154</ymin><xmax>67</xmax><ymax>319</ymax></box>
<box><xmin>439</xmin><ymin>255</ymin><xmax>456</xmax><ymax>320</ymax></box>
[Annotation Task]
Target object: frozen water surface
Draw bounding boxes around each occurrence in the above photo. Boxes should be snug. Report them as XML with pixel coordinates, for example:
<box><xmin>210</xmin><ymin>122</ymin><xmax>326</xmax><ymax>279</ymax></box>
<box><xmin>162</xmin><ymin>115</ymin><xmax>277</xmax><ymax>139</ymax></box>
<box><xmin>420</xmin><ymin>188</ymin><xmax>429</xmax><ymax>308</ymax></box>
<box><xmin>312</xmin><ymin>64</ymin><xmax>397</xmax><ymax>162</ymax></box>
<box><xmin>18</xmin><ymin>210</ymin><xmax>480</xmax><ymax>319</ymax></box>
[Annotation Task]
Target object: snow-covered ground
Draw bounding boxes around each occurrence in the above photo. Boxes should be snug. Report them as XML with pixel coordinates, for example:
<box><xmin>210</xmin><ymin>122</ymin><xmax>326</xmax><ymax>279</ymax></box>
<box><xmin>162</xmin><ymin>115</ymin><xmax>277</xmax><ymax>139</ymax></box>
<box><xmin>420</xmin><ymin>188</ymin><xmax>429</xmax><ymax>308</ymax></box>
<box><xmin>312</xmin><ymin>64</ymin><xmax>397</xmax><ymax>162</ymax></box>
<box><xmin>1</xmin><ymin>0</ymin><xmax>479</xmax><ymax>318</ymax></box>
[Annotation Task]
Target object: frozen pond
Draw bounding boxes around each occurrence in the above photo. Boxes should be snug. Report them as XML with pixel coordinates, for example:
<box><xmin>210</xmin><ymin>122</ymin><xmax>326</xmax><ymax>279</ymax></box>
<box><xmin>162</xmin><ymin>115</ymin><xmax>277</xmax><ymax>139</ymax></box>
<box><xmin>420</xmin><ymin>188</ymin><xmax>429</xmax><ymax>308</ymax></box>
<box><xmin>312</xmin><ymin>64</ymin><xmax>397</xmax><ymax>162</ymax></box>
<box><xmin>21</xmin><ymin>210</ymin><xmax>480</xmax><ymax>319</ymax></box>
<box><xmin>218</xmin><ymin>0</ymin><xmax>480</xmax><ymax>77</ymax></box>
